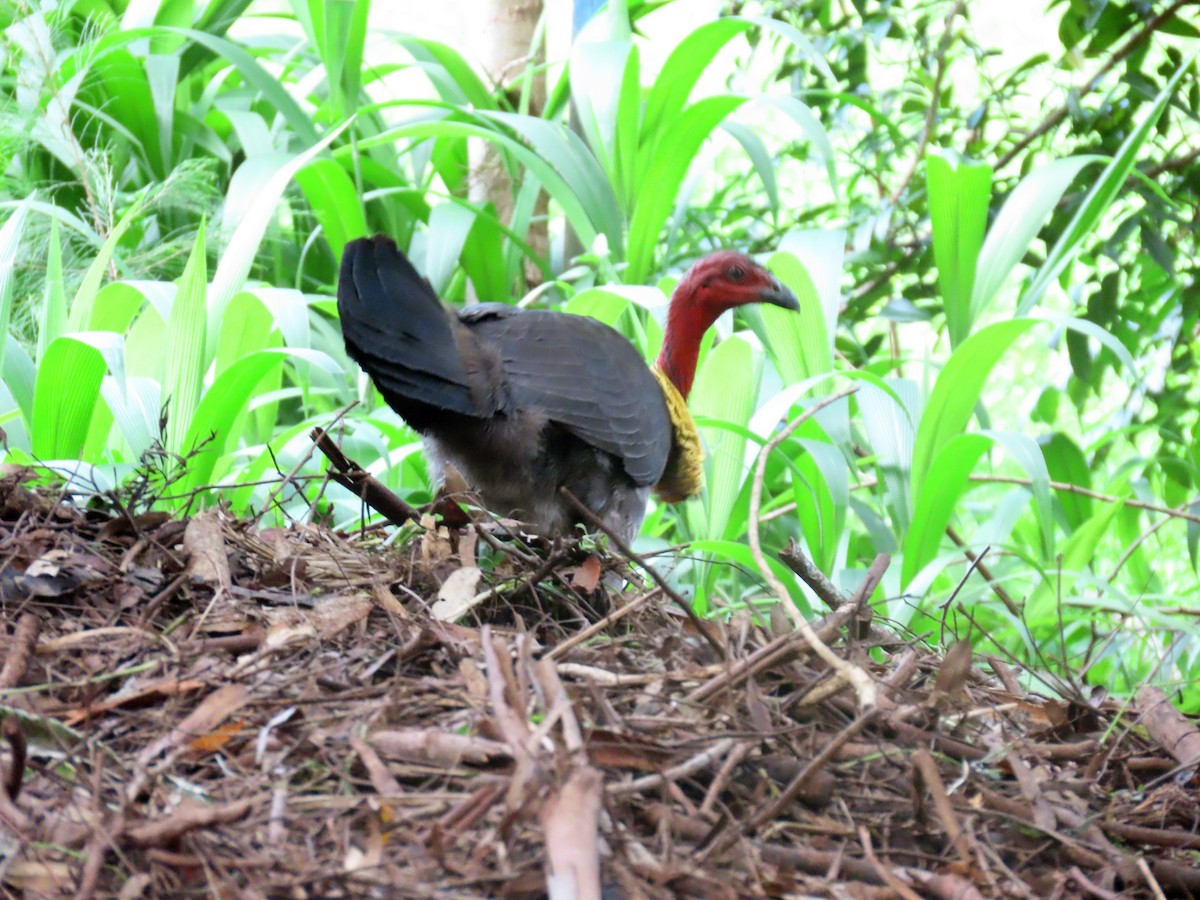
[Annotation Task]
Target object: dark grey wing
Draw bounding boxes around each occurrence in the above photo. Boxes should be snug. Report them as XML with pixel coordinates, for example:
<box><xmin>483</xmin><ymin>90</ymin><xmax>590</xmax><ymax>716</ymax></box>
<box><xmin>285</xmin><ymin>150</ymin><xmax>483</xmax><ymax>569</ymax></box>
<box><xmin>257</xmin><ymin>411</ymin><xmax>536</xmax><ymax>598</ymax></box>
<box><xmin>337</xmin><ymin>236</ymin><xmax>507</xmax><ymax>418</ymax></box>
<box><xmin>460</xmin><ymin>307</ymin><xmax>673</xmax><ymax>487</ymax></box>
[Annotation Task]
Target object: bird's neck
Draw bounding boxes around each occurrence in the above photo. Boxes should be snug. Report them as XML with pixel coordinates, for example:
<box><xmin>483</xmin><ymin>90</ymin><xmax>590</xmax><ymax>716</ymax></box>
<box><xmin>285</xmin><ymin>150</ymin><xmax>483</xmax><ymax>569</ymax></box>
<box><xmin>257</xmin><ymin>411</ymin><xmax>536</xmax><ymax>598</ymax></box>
<box><xmin>656</xmin><ymin>301</ymin><xmax>717</xmax><ymax>401</ymax></box>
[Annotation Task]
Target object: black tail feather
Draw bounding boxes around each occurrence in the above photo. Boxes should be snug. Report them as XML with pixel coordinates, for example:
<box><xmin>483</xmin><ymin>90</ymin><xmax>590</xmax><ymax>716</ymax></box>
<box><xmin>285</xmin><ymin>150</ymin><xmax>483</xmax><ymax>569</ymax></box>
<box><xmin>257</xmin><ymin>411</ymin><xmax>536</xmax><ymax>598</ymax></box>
<box><xmin>338</xmin><ymin>236</ymin><xmax>482</xmax><ymax>420</ymax></box>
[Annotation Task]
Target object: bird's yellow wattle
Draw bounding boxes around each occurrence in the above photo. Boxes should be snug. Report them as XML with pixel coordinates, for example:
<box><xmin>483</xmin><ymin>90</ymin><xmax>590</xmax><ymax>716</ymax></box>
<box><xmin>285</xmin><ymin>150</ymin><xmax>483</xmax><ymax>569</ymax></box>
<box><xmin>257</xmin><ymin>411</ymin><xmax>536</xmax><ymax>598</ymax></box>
<box><xmin>650</xmin><ymin>365</ymin><xmax>704</xmax><ymax>503</ymax></box>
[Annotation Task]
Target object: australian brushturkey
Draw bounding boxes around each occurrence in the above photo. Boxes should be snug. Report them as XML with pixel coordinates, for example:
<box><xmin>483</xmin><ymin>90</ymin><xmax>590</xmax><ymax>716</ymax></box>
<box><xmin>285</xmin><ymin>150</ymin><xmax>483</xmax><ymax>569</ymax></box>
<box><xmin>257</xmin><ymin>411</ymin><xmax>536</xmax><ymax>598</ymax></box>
<box><xmin>337</xmin><ymin>236</ymin><xmax>799</xmax><ymax>540</ymax></box>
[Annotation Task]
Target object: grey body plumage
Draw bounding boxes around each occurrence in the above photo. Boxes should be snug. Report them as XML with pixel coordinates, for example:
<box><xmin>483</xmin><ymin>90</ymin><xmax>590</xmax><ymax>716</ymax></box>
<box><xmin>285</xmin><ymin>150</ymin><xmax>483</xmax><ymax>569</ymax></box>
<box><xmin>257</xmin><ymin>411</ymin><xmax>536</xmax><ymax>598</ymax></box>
<box><xmin>337</xmin><ymin>235</ymin><xmax>672</xmax><ymax>541</ymax></box>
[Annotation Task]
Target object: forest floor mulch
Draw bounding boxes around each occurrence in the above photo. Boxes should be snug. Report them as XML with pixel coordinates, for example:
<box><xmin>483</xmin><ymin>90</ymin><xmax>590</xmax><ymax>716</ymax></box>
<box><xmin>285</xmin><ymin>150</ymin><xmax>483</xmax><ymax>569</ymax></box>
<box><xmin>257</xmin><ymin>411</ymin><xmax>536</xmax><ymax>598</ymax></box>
<box><xmin>0</xmin><ymin>471</ymin><xmax>1198</xmax><ymax>898</ymax></box>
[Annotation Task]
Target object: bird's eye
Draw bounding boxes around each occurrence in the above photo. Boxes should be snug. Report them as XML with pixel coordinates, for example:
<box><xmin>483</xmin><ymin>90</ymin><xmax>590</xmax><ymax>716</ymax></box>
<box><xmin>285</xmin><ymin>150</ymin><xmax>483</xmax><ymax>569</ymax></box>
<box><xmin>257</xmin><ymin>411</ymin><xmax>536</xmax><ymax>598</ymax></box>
<box><xmin>727</xmin><ymin>265</ymin><xmax>745</xmax><ymax>281</ymax></box>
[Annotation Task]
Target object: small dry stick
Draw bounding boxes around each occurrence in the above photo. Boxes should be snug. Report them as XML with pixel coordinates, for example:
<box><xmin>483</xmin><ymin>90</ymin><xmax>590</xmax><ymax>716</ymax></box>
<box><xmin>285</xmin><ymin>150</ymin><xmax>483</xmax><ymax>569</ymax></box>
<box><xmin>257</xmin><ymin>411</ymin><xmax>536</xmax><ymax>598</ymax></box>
<box><xmin>777</xmin><ymin>540</ymin><xmax>846</xmax><ymax>610</ymax></box>
<box><xmin>703</xmin><ymin>710</ymin><xmax>877</xmax><ymax>859</ymax></box>
<box><xmin>312</xmin><ymin>427</ymin><xmax>422</xmax><ymax>527</ymax></box>
<box><xmin>560</xmin><ymin>487</ymin><xmax>727</xmax><ymax>662</ymax></box>
<box><xmin>608</xmin><ymin>738</ymin><xmax>737</xmax><ymax>797</ymax></box>
<box><xmin>887</xmin><ymin>0</ymin><xmax>965</xmax><ymax>204</ymax></box>
<box><xmin>549</xmin><ymin>587</ymin><xmax>662</xmax><ymax>661</ymax></box>
<box><xmin>256</xmin><ymin>401</ymin><xmax>358</xmax><ymax>523</ymax></box>
<box><xmin>860</xmin><ymin>826</ymin><xmax>924</xmax><ymax>900</ymax></box>
<box><xmin>995</xmin><ymin>0</ymin><xmax>1194</xmax><ymax>171</ymax></box>
<box><xmin>748</xmin><ymin>386</ymin><xmax>876</xmax><ymax>710</ymax></box>
<box><xmin>970</xmin><ymin>474</ymin><xmax>1200</xmax><ymax>526</ymax></box>
<box><xmin>0</xmin><ymin>612</ymin><xmax>39</xmax><ymax>688</ymax></box>
<box><xmin>946</xmin><ymin>528</ymin><xmax>1021</xmax><ymax>616</ymax></box>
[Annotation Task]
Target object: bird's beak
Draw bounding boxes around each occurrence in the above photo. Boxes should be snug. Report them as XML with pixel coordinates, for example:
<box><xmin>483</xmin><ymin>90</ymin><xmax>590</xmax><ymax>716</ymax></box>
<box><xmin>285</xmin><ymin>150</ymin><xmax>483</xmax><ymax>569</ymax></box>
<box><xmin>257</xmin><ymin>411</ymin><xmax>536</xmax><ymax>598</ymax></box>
<box><xmin>758</xmin><ymin>279</ymin><xmax>800</xmax><ymax>311</ymax></box>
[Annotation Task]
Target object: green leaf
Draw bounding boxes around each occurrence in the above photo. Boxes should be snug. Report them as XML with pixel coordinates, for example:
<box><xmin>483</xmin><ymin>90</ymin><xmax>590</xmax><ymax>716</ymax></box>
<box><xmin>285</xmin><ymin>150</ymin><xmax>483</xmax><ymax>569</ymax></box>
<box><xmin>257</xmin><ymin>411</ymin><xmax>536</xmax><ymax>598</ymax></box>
<box><xmin>642</xmin><ymin>17</ymin><xmax>832</xmax><ymax>144</ymax></box>
<box><xmin>791</xmin><ymin>438</ymin><xmax>848</xmax><ymax>573</ymax></box>
<box><xmin>163</xmin><ymin>224</ymin><xmax>208</xmax><ymax>457</ymax></box>
<box><xmin>394</xmin><ymin>36</ymin><xmax>497</xmax><ymax>110</ymax></box>
<box><xmin>68</xmin><ymin>197</ymin><xmax>147</xmax><ymax>332</ymax></box>
<box><xmin>571</xmin><ymin>40</ymin><xmax>640</xmax><ymax>206</ymax></box>
<box><xmin>38</xmin><ymin>217</ymin><xmax>66</xmax><ymax>365</ymax></box>
<box><xmin>757</xmin><ymin>95</ymin><xmax>838</xmax><ymax>198</ymax></box>
<box><xmin>858</xmin><ymin>379</ymin><xmax>919</xmax><ymax>531</ymax></box>
<box><xmin>1025</xmin><ymin>499</ymin><xmax>1124</xmax><ymax>622</ymax></box>
<box><xmin>101</xmin><ymin>376</ymin><xmax>161</xmax><ymax>459</ymax></box>
<box><xmin>686</xmin><ymin>335</ymin><xmax>762</xmax><ymax>542</ymax></box>
<box><xmin>32</xmin><ymin>336</ymin><xmax>114</xmax><ymax>460</ymax></box>
<box><xmin>3</xmin><ymin>337</ymin><xmax>36</xmax><ymax>430</ymax></box>
<box><xmin>721</xmin><ymin>122</ymin><xmax>778</xmax><ymax>212</ymax></box>
<box><xmin>1059</xmin><ymin>316</ymin><xmax>1136</xmax><ymax>376</ymax></box>
<box><xmin>688</xmin><ymin>538</ymin><xmax>813</xmax><ymax>616</ymax></box>
<box><xmin>295</xmin><ymin>159</ymin><xmax>368</xmax><ymax>263</ymax></box>
<box><xmin>208</xmin><ymin>121</ymin><xmax>349</xmax><ymax>358</ymax></box>
<box><xmin>362</xmin><ymin>113</ymin><xmax>611</xmax><ymax>254</ymax></box>
<box><xmin>421</xmin><ymin>202</ymin><xmax>477</xmax><ymax>296</ymax></box>
<box><xmin>1041</xmin><ymin>432</ymin><xmax>1092</xmax><ymax>530</ymax></box>
<box><xmin>757</xmin><ymin>237</ymin><xmax>842</xmax><ymax>385</ymax></box>
<box><xmin>55</xmin><ymin>26</ymin><xmax>320</xmax><ymax>146</ymax></box>
<box><xmin>84</xmin><ymin>48</ymin><xmax>163</xmax><ymax>177</ymax></box>
<box><xmin>627</xmin><ymin>94</ymin><xmax>745</xmax><ymax>282</ymax></box>
<box><xmin>926</xmin><ymin>150</ymin><xmax>993</xmax><ymax>347</ymax></box>
<box><xmin>972</xmin><ymin>156</ymin><xmax>1098</xmax><ymax>316</ymax></box>
<box><xmin>1020</xmin><ymin>57</ymin><xmax>1194</xmax><ymax>313</ymax></box>
<box><xmin>181</xmin><ymin>348</ymin><xmax>341</xmax><ymax>491</ymax></box>
<box><xmin>911</xmin><ymin>318</ymin><xmax>1038</xmax><ymax>494</ymax></box>
<box><xmin>484</xmin><ymin>111</ymin><xmax>625</xmax><ymax>256</ymax></box>
<box><xmin>986</xmin><ymin>430</ymin><xmax>1054</xmax><ymax>561</ymax></box>
<box><xmin>162</xmin><ymin>27</ymin><xmax>321</xmax><ymax>145</ymax></box>
<box><xmin>902</xmin><ymin>432</ymin><xmax>992</xmax><ymax>589</ymax></box>
<box><xmin>642</xmin><ymin>18</ymin><xmax>750</xmax><ymax>139</ymax></box>
<box><xmin>0</xmin><ymin>199</ymin><xmax>30</xmax><ymax>374</ymax></box>
<box><xmin>460</xmin><ymin>203</ymin><xmax>511</xmax><ymax>303</ymax></box>
<box><xmin>301</xmin><ymin>0</ymin><xmax>368</xmax><ymax>122</ymax></box>
<box><xmin>565</xmin><ymin>287</ymin><xmax>663</xmax><ymax>359</ymax></box>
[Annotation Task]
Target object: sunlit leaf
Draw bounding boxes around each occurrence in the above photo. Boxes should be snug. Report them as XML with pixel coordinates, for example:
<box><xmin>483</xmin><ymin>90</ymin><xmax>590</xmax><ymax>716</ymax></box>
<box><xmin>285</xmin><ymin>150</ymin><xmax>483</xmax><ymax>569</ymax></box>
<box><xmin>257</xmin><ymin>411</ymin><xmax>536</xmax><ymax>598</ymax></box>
<box><xmin>163</xmin><ymin>224</ymin><xmax>207</xmax><ymax>457</ymax></box>
<box><xmin>1020</xmin><ymin>58</ymin><xmax>1194</xmax><ymax>313</ymax></box>
<box><xmin>926</xmin><ymin>150</ymin><xmax>992</xmax><ymax>347</ymax></box>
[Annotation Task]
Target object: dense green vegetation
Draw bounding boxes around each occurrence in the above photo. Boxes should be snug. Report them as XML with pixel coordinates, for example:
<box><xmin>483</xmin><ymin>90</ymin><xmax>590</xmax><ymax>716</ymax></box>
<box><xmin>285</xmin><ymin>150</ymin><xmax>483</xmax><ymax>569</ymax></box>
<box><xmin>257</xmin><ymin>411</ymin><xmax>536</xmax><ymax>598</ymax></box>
<box><xmin>0</xmin><ymin>0</ymin><xmax>1196</xmax><ymax>707</ymax></box>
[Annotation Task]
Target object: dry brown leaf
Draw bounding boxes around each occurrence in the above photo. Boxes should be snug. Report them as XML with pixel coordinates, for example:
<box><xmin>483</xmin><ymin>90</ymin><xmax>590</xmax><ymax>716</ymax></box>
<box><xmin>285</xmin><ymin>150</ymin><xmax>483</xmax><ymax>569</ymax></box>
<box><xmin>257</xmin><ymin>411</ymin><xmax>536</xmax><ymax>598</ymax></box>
<box><xmin>933</xmin><ymin>639</ymin><xmax>973</xmax><ymax>698</ymax></box>
<box><xmin>430</xmin><ymin>566</ymin><xmax>483</xmax><ymax>621</ymax></box>
<box><xmin>116</xmin><ymin>873</ymin><xmax>153</xmax><ymax>900</ymax></box>
<box><xmin>137</xmin><ymin>684</ymin><xmax>250</xmax><ymax>767</ymax></box>
<box><xmin>263</xmin><ymin>615</ymin><xmax>318</xmax><ymax>650</ymax></box>
<box><xmin>569</xmin><ymin>554</ymin><xmax>602</xmax><ymax>593</ymax></box>
<box><xmin>185</xmin><ymin>720</ymin><xmax>247</xmax><ymax>756</ymax></box>
<box><xmin>585</xmin><ymin>729</ymin><xmax>674</xmax><ymax>771</ymax></box>
<box><xmin>1</xmin><ymin>859</ymin><xmax>73</xmax><ymax>892</ymax></box>
<box><xmin>125</xmin><ymin>796</ymin><xmax>259</xmax><ymax>847</ymax></box>
<box><xmin>371</xmin><ymin>582</ymin><xmax>407</xmax><ymax>617</ymax></box>
<box><xmin>61</xmin><ymin>677</ymin><xmax>206</xmax><ymax>726</ymax></box>
<box><xmin>307</xmin><ymin>592</ymin><xmax>372</xmax><ymax>638</ymax></box>
<box><xmin>420</xmin><ymin>515</ymin><xmax>454</xmax><ymax>563</ymax></box>
<box><xmin>370</xmin><ymin>728</ymin><xmax>510</xmax><ymax>767</ymax></box>
<box><xmin>184</xmin><ymin>510</ymin><xmax>232</xmax><ymax>587</ymax></box>
<box><xmin>458</xmin><ymin>529</ymin><xmax>478</xmax><ymax>568</ymax></box>
<box><xmin>263</xmin><ymin>593</ymin><xmax>373</xmax><ymax>646</ymax></box>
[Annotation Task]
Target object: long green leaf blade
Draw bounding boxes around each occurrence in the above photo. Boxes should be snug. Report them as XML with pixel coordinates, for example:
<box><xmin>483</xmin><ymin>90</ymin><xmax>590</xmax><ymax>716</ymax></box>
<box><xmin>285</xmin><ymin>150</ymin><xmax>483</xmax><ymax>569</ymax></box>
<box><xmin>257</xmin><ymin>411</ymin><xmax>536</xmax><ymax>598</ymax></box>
<box><xmin>926</xmin><ymin>150</ymin><xmax>993</xmax><ymax>347</ymax></box>
<box><xmin>163</xmin><ymin>224</ymin><xmax>208</xmax><ymax>457</ymax></box>
<box><xmin>1020</xmin><ymin>56</ymin><xmax>1193</xmax><ymax>313</ymax></box>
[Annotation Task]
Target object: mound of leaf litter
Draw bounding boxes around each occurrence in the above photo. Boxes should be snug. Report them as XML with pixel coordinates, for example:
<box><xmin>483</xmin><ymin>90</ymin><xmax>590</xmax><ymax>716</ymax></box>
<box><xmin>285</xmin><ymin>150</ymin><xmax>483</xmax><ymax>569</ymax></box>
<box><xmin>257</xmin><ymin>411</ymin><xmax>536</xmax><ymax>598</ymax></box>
<box><xmin>0</xmin><ymin>472</ymin><xmax>1198</xmax><ymax>898</ymax></box>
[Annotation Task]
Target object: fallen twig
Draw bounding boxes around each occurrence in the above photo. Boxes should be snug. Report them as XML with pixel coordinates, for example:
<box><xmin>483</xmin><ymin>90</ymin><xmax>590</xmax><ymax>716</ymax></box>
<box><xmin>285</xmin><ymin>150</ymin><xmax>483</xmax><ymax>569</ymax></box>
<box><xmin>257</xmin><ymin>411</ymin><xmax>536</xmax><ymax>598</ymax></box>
<box><xmin>747</xmin><ymin>385</ymin><xmax>876</xmax><ymax>711</ymax></box>
<box><xmin>0</xmin><ymin>612</ymin><xmax>39</xmax><ymax>689</ymax></box>
<box><xmin>560</xmin><ymin>487</ymin><xmax>728</xmax><ymax>662</ymax></box>
<box><xmin>312</xmin><ymin>427</ymin><xmax>421</xmax><ymax>528</ymax></box>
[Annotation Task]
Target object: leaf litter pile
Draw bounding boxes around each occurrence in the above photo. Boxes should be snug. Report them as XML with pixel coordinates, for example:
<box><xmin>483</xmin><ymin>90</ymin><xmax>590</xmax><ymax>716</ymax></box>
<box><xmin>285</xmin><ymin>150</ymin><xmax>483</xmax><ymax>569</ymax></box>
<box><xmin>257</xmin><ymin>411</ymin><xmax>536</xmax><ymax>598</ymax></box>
<box><xmin>1</xmin><ymin>471</ymin><xmax>1199</xmax><ymax>898</ymax></box>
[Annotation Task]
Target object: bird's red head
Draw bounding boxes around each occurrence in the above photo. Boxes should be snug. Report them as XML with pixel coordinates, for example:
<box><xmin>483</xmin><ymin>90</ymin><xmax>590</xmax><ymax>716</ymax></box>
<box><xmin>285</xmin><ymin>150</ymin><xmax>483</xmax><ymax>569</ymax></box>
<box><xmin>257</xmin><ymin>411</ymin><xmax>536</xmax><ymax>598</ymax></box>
<box><xmin>657</xmin><ymin>251</ymin><xmax>799</xmax><ymax>399</ymax></box>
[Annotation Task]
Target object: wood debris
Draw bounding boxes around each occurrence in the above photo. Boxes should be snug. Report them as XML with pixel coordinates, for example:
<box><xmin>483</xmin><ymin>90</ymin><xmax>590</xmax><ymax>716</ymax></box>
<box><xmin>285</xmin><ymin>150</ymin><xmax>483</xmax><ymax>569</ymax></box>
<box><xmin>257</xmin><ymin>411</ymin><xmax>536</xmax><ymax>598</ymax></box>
<box><xmin>0</xmin><ymin>473</ymin><xmax>1195</xmax><ymax>897</ymax></box>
